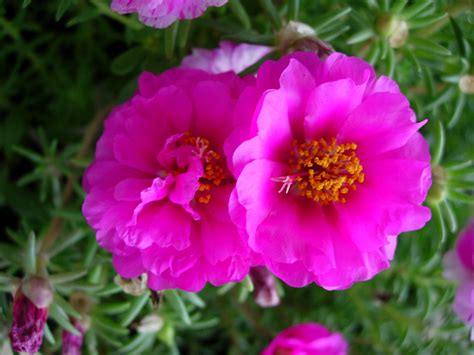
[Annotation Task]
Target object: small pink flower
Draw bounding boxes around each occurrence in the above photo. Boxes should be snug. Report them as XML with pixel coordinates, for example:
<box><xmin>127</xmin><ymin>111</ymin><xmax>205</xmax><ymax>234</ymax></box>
<box><xmin>181</xmin><ymin>41</ymin><xmax>273</xmax><ymax>74</ymax></box>
<box><xmin>444</xmin><ymin>219</ymin><xmax>474</xmax><ymax>333</ymax></box>
<box><xmin>262</xmin><ymin>323</ymin><xmax>348</xmax><ymax>355</ymax></box>
<box><xmin>9</xmin><ymin>276</ymin><xmax>53</xmax><ymax>353</ymax></box>
<box><xmin>230</xmin><ymin>52</ymin><xmax>432</xmax><ymax>290</ymax></box>
<box><xmin>111</xmin><ymin>0</ymin><xmax>228</xmax><ymax>28</ymax></box>
<box><xmin>62</xmin><ymin>318</ymin><xmax>86</xmax><ymax>355</ymax></box>
<box><xmin>83</xmin><ymin>68</ymin><xmax>256</xmax><ymax>292</ymax></box>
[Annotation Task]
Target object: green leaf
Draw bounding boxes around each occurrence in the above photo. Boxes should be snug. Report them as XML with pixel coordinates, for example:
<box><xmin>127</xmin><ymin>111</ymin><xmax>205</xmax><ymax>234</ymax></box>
<box><xmin>229</xmin><ymin>0</ymin><xmax>251</xmax><ymax>29</ymax></box>
<box><xmin>111</xmin><ymin>47</ymin><xmax>145</xmax><ymax>76</ymax></box>
<box><xmin>96</xmin><ymin>284</ymin><xmax>122</xmax><ymax>297</ymax></box>
<box><xmin>408</xmin><ymin>13</ymin><xmax>447</xmax><ymax>30</ymax></box>
<box><xmin>440</xmin><ymin>200</ymin><xmax>457</xmax><ymax>233</ymax></box>
<box><xmin>25</xmin><ymin>231</ymin><xmax>36</xmax><ymax>275</ymax></box>
<box><xmin>120</xmin><ymin>333</ymin><xmax>155</xmax><ymax>355</ymax></box>
<box><xmin>410</xmin><ymin>36</ymin><xmax>452</xmax><ymax>57</ymax></box>
<box><xmin>288</xmin><ymin>0</ymin><xmax>300</xmax><ymax>21</ymax></box>
<box><xmin>48</xmin><ymin>230</ymin><xmax>86</xmax><ymax>258</ymax></box>
<box><xmin>258</xmin><ymin>0</ymin><xmax>281</xmax><ymax>29</ymax></box>
<box><xmin>166</xmin><ymin>290</ymin><xmax>191</xmax><ymax>325</ymax></box>
<box><xmin>93</xmin><ymin>314</ymin><xmax>130</xmax><ymax>336</ymax></box>
<box><xmin>449</xmin><ymin>16</ymin><xmax>466</xmax><ymax>57</ymax></box>
<box><xmin>100</xmin><ymin>302</ymin><xmax>131</xmax><ymax>315</ymax></box>
<box><xmin>120</xmin><ymin>293</ymin><xmax>150</xmax><ymax>327</ymax></box>
<box><xmin>22</xmin><ymin>0</ymin><xmax>32</xmax><ymax>8</ymax></box>
<box><xmin>50</xmin><ymin>269</ymin><xmax>88</xmax><ymax>285</ymax></box>
<box><xmin>448</xmin><ymin>190</ymin><xmax>474</xmax><ymax>204</ymax></box>
<box><xmin>314</xmin><ymin>7</ymin><xmax>352</xmax><ymax>34</ymax></box>
<box><xmin>447</xmin><ymin>94</ymin><xmax>466</xmax><ymax>129</ymax></box>
<box><xmin>400</xmin><ymin>0</ymin><xmax>433</xmax><ymax>21</ymax></box>
<box><xmin>431</xmin><ymin>120</ymin><xmax>445</xmax><ymax>165</ymax></box>
<box><xmin>165</xmin><ymin>21</ymin><xmax>179</xmax><ymax>59</ymax></box>
<box><xmin>56</xmin><ymin>0</ymin><xmax>74</xmax><ymax>21</ymax></box>
<box><xmin>12</xmin><ymin>146</ymin><xmax>42</xmax><ymax>163</ymax></box>
<box><xmin>54</xmin><ymin>293</ymin><xmax>81</xmax><ymax>319</ymax></box>
<box><xmin>346</xmin><ymin>29</ymin><xmax>374</xmax><ymax>45</ymax></box>
<box><xmin>179</xmin><ymin>291</ymin><xmax>205</xmax><ymax>308</ymax></box>
<box><xmin>386</xmin><ymin>46</ymin><xmax>396</xmax><ymax>77</ymax></box>
<box><xmin>178</xmin><ymin>21</ymin><xmax>192</xmax><ymax>49</ymax></box>
<box><xmin>43</xmin><ymin>322</ymin><xmax>56</xmax><ymax>345</ymax></box>
<box><xmin>217</xmin><ymin>282</ymin><xmax>236</xmax><ymax>295</ymax></box>
<box><xmin>431</xmin><ymin>204</ymin><xmax>447</xmax><ymax>251</ymax></box>
<box><xmin>391</xmin><ymin>0</ymin><xmax>409</xmax><ymax>13</ymax></box>
<box><xmin>49</xmin><ymin>303</ymin><xmax>81</xmax><ymax>336</ymax></box>
<box><xmin>242</xmin><ymin>275</ymin><xmax>254</xmax><ymax>292</ymax></box>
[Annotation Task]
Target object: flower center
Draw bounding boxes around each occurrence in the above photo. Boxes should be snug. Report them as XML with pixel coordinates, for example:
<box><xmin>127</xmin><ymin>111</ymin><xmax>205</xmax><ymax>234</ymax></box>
<box><xmin>272</xmin><ymin>137</ymin><xmax>364</xmax><ymax>205</ymax></box>
<box><xmin>182</xmin><ymin>132</ymin><xmax>229</xmax><ymax>204</ymax></box>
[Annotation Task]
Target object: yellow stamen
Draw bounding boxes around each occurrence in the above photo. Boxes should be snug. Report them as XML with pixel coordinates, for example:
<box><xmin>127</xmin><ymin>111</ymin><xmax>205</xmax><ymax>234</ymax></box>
<box><xmin>275</xmin><ymin>137</ymin><xmax>364</xmax><ymax>205</ymax></box>
<box><xmin>182</xmin><ymin>132</ymin><xmax>229</xmax><ymax>204</ymax></box>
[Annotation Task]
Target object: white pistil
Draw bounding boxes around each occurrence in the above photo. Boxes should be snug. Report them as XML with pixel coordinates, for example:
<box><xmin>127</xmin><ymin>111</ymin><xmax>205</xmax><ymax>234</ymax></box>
<box><xmin>271</xmin><ymin>175</ymin><xmax>295</xmax><ymax>194</ymax></box>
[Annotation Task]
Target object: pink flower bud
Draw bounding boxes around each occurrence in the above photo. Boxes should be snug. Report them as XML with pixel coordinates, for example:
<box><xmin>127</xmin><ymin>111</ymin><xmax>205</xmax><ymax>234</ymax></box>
<box><xmin>249</xmin><ymin>267</ymin><xmax>280</xmax><ymax>308</ymax></box>
<box><xmin>9</xmin><ymin>290</ymin><xmax>48</xmax><ymax>353</ymax></box>
<box><xmin>62</xmin><ymin>318</ymin><xmax>86</xmax><ymax>355</ymax></box>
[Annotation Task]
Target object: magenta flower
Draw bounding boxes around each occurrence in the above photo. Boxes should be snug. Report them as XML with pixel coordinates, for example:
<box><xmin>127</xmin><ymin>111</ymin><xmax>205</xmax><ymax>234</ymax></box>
<box><xmin>230</xmin><ymin>52</ymin><xmax>432</xmax><ymax>290</ymax></box>
<box><xmin>181</xmin><ymin>41</ymin><xmax>272</xmax><ymax>74</ymax></box>
<box><xmin>443</xmin><ymin>218</ymin><xmax>474</xmax><ymax>334</ymax></box>
<box><xmin>83</xmin><ymin>68</ymin><xmax>255</xmax><ymax>292</ymax></box>
<box><xmin>111</xmin><ymin>0</ymin><xmax>228</xmax><ymax>28</ymax></box>
<box><xmin>9</xmin><ymin>276</ymin><xmax>53</xmax><ymax>353</ymax></box>
<box><xmin>262</xmin><ymin>323</ymin><xmax>348</xmax><ymax>355</ymax></box>
<box><xmin>62</xmin><ymin>318</ymin><xmax>85</xmax><ymax>355</ymax></box>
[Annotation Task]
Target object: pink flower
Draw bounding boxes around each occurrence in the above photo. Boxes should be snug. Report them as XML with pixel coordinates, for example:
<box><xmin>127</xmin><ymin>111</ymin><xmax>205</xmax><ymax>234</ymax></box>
<box><xmin>62</xmin><ymin>318</ymin><xmax>86</xmax><ymax>355</ymax></box>
<box><xmin>9</xmin><ymin>276</ymin><xmax>53</xmax><ymax>353</ymax></box>
<box><xmin>111</xmin><ymin>0</ymin><xmax>228</xmax><ymax>28</ymax></box>
<box><xmin>262</xmin><ymin>323</ymin><xmax>348</xmax><ymax>355</ymax></box>
<box><xmin>82</xmin><ymin>68</ymin><xmax>256</xmax><ymax>292</ymax></box>
<box><xmin>230</xmin><ymin>52</ymin><xmax>432</xmax><ymax>290</ymax></box>
<box><xmin>181</xmin><ymin>41</ymin><xmax>273</xmax><ymax>74</ymax></box>
<box><xmin>443</xmin><ymin>219</ymin><xmax>474</xmax><ymax>333</ymax></box>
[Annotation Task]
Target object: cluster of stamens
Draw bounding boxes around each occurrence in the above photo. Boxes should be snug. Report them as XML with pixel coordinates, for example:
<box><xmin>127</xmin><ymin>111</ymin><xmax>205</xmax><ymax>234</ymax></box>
<box><xmin>273</xmin><ymin>137</ymin><xmax>364</xmax><ymax>205</ymax></box>
<box><xmin>182</xmin><ymin>132</ymin><xmax>228</xmax><ymax>204</ymax></box>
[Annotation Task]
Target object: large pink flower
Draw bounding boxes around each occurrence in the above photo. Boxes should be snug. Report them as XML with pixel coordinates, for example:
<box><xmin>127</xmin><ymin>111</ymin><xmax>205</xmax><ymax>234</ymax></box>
<box><xmin>230</xmin><ymin>52</ymin><xmax>432</xmax><ymax>290</ymax></box>
<box><xmin>443</xmin><ymin>219</ymin><xmax>474</xmax><ymax>333</ymax></box>
<box><xmin>82</xmin><ymin>68</ymin><xmax>255</xmax><ymax>292</ymax></box>
<box><xmin>111</xmin><ymin>0</ymin><xmax>227</xmax><ymax>28</ymax></box>
<box><xmin>262</xmin><ymin>323</ymin><xmax>348</xmax><ymax>355</ymax></box>
<box><xmin>181</xmin><ymin>41</ymin><xmax>273</xmax><ymax>74</ymax></box>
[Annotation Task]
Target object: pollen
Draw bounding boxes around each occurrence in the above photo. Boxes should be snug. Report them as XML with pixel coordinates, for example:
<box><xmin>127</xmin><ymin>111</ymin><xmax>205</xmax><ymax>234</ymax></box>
<box><xmin>274</xmin><ymin>137</ymin><xmax>364</xmax><ymax>205</ymax></box>
<box><xmin>182</xmin><ymin>132</ymin><xmax>229</xmax><ymax>204</ymax></box>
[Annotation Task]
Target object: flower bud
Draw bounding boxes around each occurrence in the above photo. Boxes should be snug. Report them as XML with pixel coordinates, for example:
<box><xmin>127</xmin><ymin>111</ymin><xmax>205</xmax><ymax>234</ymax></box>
<box><xmin>9</xmin><ymin>276</ymin><xmax>52</xmax><ymax>353</ymax></box>
<box><xmin>459</xmin><ymin>75</ymin><xmax>474</xmax><ymax>94</ymax></box>
<box><xmin>114</xmin><ymin>273</ymin><xmax>148</xmax><ymax>296</ymax></box>
<box><xmin>21</xmin><ymin>275</ymin><xmax>54</xmax><ymax>309</ymax></box>
<box><xmin>388</xmin><ymin>19</ymin><xmax>408</xmax><ymax>48</ymax></box>
<box><xmin>62</xmin><ymin>318</ymin><xmax>87</xmax><ymax>355</ymax></box>
<box><xmin>136</xmin><ymin>314</ymin><xmax>164</xmax><ymax>334</ymax></box>
<box><xmin>249</xmin><ymin>267</ymin><xmax>280</xmax><ymax>308</ymax></box>
<box><xmin>277</xmin><ymin>21</ymin><xmax>333</xmax><ymax>58</ymax></box>
<box><xmin>428</xmin><ymin>165</ymin><xmax>448</xmax><ymax>203</ymax></box>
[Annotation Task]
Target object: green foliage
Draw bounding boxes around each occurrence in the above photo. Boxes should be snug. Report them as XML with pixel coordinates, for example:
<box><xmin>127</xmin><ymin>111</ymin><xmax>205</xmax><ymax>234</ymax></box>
<box><xmin>0</xmin><ymin>0</ymin><xmax>473</xmax><ymax>354</ymax></box>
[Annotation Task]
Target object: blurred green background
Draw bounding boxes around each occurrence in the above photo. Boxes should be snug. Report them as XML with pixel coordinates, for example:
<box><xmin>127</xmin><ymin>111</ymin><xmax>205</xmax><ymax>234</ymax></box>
<box><xmin>0</xmin><ymin>0</ymin><xmax>473</xmax><ymax>354</ymax></box>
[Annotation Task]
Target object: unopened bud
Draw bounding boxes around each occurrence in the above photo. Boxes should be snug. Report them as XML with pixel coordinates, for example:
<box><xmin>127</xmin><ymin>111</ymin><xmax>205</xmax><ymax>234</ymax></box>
<box><xmin>278</xmin><ymin>21</ymin><xmax>333</xmax><ymax>58</ymax></box>
<box><xmin>21</xmin><ymin>275</ymin><xmax>54</xmax><ymax>309</ymax></box>
<box><xmin>114</xmin><ymin>273</ymin><xmax>148</xmax><ymax>296</ymax></box>
<box><xmin>62</xmin><ymin>318</ymin><xmax>87</xmax><ymax>355</ymax></box>
<box><xmin>459</xmin><ymin>75</ymin><xmax>474</xmax><ymax>94</ymax></box>
<box><xmin>428</xmin><ymin>165</ymin><xmax>448</xmax><ymax>203</ymax></box>
<box><xmin>136</xmin><ymin>314</ymin><xmax>164</xmax><ymax>334</ymax></box>
<box><xmin>377</xmin><ymin>14</ymin><xmax>409</xmax><ymax>49</ymax></box>
<box><xmin>249</xmin><ymin>267</ymin><xmax>280</xmax><ymax>308</ymax></box>
<box><xmin>9</xmin><ymin>279</ymin><xmax>50</xmax><ymax>353</ymax></box>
